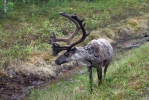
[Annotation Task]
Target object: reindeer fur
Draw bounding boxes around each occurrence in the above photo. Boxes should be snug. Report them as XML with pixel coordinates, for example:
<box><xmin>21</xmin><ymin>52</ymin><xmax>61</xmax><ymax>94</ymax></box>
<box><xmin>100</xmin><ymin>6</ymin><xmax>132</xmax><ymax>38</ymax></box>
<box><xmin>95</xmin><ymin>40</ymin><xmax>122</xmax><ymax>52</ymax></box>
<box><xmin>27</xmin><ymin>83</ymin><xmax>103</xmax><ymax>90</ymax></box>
<box><xmin>55</xmin><ymin>38</ymin><xmax>113</xmax><ymax>92</ymax></box>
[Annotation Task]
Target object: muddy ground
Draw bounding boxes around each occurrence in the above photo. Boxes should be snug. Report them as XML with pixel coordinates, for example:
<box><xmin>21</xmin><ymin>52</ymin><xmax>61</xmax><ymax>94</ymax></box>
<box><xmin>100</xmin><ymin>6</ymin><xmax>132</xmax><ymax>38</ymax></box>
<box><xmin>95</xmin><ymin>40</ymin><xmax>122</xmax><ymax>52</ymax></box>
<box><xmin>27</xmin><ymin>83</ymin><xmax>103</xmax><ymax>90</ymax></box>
<box><xmin>0</xmin><ymin>60</ymin><xmax>82</xmax><ymax>100</ymax></box>
<box><xmin>0</xmin><ymin>34</ymin><xmax>149</xmax><ymax>100</ymax></box>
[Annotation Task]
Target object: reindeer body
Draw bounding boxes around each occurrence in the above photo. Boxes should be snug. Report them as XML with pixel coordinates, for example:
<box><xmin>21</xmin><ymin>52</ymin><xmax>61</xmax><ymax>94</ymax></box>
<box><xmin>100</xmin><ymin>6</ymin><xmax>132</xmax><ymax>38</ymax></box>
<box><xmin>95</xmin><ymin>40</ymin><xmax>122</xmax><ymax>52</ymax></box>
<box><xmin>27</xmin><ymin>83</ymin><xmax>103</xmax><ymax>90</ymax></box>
<box><xmin>49</xmin><ymin>12</ymin><xmax>113</xmax><ymax>92</ymax></box>
<box><xmin>55</xmin><ymin>38</ymin><xmax>113</xmax><ymax>92</ymax></box>
<box><xmin>66</xmin><ymin>38</ymin><xmax>113</xmax><ymax>67</ymax></box>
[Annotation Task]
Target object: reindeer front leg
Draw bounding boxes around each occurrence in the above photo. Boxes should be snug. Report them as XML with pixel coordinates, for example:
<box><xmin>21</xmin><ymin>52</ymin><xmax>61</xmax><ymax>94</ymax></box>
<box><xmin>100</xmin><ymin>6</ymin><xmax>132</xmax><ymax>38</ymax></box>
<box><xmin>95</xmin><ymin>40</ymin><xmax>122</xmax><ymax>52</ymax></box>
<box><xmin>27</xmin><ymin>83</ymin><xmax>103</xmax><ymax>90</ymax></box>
<box><xmin>97</xmin><ymin>64</ymin><xmax>102</xmax><ymax>86</ymax></box>
<box><xmin>88</xmin><ymin>66</ymin><xmax>93</xmax><ymax>93</ymax></box>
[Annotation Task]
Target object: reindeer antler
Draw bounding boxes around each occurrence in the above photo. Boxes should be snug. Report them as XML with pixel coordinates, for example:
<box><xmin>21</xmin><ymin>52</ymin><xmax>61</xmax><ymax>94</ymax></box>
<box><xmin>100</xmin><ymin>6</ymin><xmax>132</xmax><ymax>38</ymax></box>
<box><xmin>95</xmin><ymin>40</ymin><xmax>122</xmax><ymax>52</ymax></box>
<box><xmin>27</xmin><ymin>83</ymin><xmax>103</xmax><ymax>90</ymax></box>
<box><xmin>49</xmin><ymin>12</ymin><xmax>90</xmax><ymax>56</ymax></box>
<box><xmin>49</xmin><ymin>12</ymin><xmax>80</xmax><ymax>45</ymax></box>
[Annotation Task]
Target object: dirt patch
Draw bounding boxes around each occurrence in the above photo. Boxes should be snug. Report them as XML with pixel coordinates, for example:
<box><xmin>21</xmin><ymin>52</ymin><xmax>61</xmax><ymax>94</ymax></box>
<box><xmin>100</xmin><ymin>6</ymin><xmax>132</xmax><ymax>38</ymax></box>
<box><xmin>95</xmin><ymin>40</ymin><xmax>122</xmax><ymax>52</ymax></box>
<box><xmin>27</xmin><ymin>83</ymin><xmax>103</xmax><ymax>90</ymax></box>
<box><xmin>0</xmin><ymin>61</ymin><xmax>81</xmax><ymax>100</ymax></box>
<box><xmin>0</xmin><ymin>72</ymin><xmax>45</xmax><ymax>100</ymax></box>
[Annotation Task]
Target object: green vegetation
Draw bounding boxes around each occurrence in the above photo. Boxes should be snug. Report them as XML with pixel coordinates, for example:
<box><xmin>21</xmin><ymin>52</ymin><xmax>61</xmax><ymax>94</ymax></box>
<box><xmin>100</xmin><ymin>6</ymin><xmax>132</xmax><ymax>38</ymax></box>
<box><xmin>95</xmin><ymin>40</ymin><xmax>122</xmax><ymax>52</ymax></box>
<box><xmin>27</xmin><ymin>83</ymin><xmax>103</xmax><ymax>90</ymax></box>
<box><xmin>0</xmin><ymin>0</ymin><xmax>148</xmax><ymax>67</ymax></box>
<box><xmin>28</xmin><ymin>43</ymin><xmax>149</xmax><ymax>100</ymax></box>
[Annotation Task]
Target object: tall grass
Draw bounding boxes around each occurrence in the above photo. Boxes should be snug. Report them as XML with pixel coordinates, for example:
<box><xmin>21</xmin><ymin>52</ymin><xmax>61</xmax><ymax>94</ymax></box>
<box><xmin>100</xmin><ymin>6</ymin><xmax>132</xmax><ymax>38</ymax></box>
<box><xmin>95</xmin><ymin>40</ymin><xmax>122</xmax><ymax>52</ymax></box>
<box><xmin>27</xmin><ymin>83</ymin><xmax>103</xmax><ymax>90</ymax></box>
<box><xmin>28</xmin><ymin>43</ymin><xmax>149</xmax><ymax>100</ymax></box>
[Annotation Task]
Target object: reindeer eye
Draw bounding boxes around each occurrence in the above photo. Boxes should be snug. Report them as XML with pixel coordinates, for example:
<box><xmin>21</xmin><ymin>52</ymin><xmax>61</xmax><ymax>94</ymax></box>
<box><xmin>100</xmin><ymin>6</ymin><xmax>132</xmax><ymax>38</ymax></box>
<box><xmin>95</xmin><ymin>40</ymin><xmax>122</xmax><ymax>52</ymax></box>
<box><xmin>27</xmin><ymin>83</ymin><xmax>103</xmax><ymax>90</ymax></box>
<box><xmin>64</xmin><ymin>52</ymin><xmax>69</xmax><ymax>57</ymax></box>
<box><xmin>70</xmin><ymin>47</ymin><xmax>76</xmax><ymax>53</ymax></box>
<box><xmin>71</xmin><ymin>49</ymin><xmax>75</xmax><ymax>53</ymax></box>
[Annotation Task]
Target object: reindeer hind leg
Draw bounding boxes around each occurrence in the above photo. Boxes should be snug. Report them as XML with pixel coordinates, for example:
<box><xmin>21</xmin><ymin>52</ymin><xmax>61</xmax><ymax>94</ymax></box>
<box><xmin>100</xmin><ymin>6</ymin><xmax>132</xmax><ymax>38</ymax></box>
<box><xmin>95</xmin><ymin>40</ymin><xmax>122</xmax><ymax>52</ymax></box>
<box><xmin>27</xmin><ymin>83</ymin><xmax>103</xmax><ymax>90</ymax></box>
<box><xmin>103</xmin><ymin>60</ymin><xmax>110</xmax><ymax>78</ymax></box>
<box><xmin>97</xmin><ymin>65</ymin><xmax>102</xmax><ymax>86</ymax></box>
<box><xmin>88</xmin><ymin>66</ymin><xmax>93</xmax><ymax>93</ymax></box>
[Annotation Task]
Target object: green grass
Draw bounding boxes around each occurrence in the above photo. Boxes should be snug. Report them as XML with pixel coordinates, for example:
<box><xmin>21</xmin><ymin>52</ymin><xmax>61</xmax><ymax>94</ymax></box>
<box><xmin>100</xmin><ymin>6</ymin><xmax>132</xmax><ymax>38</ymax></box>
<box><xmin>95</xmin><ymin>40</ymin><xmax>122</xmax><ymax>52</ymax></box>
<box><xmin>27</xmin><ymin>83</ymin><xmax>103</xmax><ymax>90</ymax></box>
<box><xmin>28</xmin><ymin>43</ymin><xmax>149</xmax><ymax>100</ymax></box>
<box><xmin>0</xmin><ymin>0</ymin><xmax>148</xmax><ymax>67</ymax></box>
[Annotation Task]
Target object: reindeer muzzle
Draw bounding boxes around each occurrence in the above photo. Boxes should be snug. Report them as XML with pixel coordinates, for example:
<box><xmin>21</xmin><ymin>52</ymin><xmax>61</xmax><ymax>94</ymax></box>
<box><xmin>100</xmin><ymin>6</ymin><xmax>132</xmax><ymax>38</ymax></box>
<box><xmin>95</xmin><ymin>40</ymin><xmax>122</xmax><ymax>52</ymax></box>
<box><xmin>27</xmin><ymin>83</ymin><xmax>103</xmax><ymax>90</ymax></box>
<box><xmin>55</xmin><ymin>60</ymin><xmax>61</xmax><ymax>65</ymax></box>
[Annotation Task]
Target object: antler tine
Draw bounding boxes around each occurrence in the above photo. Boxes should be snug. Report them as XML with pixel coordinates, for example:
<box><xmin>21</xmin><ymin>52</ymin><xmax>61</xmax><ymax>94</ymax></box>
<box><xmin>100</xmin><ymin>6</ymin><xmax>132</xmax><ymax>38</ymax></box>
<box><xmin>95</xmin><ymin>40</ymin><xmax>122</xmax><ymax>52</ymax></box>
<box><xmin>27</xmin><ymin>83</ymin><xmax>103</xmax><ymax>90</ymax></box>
<box><xmin>49</xmin><ymin>12</ymin><xmax>82</xmax><ymax>56</ymax></box>
<box><xmin>67</xmin><ymin>14</ymin><xmax>90</xmax><ymax>50</ymax></box>
<box><xmin>49</xmin><ymin>12</ymin><xmax>81</xmax><ymax>45</ymax></box>
<box><xmin>49</xmin><ymin>12</ymin><xmax>90</xmax><ymax>56</ymax></box>
<box><xmin>49</xmin><ymin>32</ymin><xmax>71</xmax><ymax>44</ymax></box>
<box><xmin>59</xmin><ymin>12</ymin><xmax>81</xmax><ymax>45</ymax></box>
<box><xmin>51</xmin><ymin>42</ymin><xmax>70</xmax><ymax>56</ymax></box>
<box><xmin>49</xmin><ymin>32</ymin><xmax>56</xmax><ymax>44</ymax></box>
<box><xmin>58</xmin><ymin>12</ymin><xmax>89</xmax><ymax>50</ymax></box>
<box><xmin>59</xmin><ymin>12</ymin><xmax>79</xmax><ymax>27</ymax></box>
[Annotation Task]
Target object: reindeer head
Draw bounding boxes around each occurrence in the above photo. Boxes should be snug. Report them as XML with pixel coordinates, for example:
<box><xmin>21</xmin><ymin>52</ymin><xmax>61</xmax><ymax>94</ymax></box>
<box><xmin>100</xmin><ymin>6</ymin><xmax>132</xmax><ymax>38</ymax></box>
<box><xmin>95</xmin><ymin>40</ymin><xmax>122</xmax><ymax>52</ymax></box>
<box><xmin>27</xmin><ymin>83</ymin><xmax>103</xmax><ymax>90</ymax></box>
<box><xmin>49</xmin><ymin>12</ymin><xmax>90</xmax><ymax>65</ymax></box>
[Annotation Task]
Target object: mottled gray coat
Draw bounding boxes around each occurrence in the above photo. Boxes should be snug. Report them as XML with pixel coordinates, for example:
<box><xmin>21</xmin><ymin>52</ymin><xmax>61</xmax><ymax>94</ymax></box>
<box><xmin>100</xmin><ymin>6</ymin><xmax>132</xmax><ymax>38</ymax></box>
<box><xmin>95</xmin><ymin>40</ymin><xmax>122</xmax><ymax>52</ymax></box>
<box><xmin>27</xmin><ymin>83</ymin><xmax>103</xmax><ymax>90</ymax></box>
<box><xmin>55</xmin><ymin>38</ymin><xmax>113</xmax><ymax>92</ymax></box>
<box><xmin>66</xmin><ymin>38</ymin><xmax>113</xmax><ymax>67</ymax></box>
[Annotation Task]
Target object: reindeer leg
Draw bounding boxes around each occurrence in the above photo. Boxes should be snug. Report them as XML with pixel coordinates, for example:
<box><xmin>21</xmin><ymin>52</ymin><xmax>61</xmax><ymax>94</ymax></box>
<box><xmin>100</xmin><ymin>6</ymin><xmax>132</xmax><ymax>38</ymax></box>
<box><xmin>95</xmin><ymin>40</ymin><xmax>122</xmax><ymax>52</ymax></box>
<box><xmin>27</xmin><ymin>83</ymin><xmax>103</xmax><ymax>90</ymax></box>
<box><xmin>104</xmin><ymin>65</ymin><xmax>108</xmax><ymax>78</ymax></box>
<box><xmin>103</xmin><ymin>61</ymin><xmax>110</xmax><ymax>78</ymax></box>
<box><xmin>97</xmin><ymin>65</ymin><xmax>102</xmax><ymax>86</ymax></box>
<box><xmin>88</xmin><ymin>66</ymin><xmax>93</xmax><ymax>93</ymax></box>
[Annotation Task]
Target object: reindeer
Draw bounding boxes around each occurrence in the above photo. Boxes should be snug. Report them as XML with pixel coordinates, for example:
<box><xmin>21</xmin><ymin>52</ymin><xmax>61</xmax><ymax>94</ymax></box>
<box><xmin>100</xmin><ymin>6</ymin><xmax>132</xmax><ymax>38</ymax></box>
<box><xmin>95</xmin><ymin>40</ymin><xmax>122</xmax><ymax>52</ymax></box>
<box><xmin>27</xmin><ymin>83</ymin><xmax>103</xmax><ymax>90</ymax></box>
<box><xmin>49</xmin><ymin>12</ymin><xmax>113</xmax><ymax>92</ymax></box>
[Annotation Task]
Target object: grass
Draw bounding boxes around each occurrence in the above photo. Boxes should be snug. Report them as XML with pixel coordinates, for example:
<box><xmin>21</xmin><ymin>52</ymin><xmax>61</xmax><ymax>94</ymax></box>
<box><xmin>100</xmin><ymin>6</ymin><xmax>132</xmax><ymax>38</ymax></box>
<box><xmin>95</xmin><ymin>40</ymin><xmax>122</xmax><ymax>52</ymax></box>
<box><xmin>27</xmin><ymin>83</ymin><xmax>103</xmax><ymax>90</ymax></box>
<box><xmin>0</xmin><ymin>0</ymin><xmax>148</xmax><ymax>67</ymax></box>
<box><xmin>27</xmin><ymin>43</ymin><xmax>149</xmax><ymax>100</ymax></box>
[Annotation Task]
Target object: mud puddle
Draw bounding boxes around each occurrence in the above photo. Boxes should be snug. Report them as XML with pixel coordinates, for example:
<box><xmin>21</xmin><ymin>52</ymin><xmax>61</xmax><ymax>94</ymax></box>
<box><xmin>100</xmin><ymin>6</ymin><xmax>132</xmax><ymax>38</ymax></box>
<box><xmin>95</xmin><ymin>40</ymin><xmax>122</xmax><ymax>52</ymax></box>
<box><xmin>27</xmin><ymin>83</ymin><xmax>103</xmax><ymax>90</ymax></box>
<box><xmin>113</xmin><ymin>34</ymin><xmax>149</xmax><ymax>53</ymax></box>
